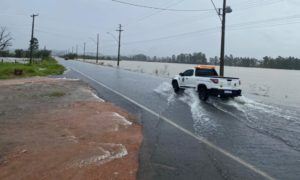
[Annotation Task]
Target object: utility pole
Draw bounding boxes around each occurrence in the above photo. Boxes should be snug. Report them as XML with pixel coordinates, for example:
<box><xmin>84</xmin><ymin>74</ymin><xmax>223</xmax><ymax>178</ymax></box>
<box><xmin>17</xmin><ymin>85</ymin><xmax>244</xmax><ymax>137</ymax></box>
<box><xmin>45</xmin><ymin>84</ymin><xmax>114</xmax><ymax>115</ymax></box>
<box><xmin>219</xmin><ymin>0</ymin><xmax>232</xmax><ymax>77</ymax></box>
<box><xmin>116</xmin><ymin>24</ymin><xmax>123</xmax><ymax>67</ymax></box>
<box><xmin>96</xmin><ymin>33</ymin><xmax>99</xmax><ymax>64</ymax></box>
<box><xmin>42</xmin><ymin>46</ymin><xmax>46</xmax><ymax>59</ymax></box>
<box><xmin>76</xmin><ymin>45</ymin><xmax>78</xmax><ymax>58</ymax></box>
<box><xmin>83</xmin><ymin>42</ymin><xmax>86</xmax><ymax>61</ymax></box>
<box><xmin>29</xmin><ymin>14</ymin><xmax>38</xmax><ymax>65</ymax></box>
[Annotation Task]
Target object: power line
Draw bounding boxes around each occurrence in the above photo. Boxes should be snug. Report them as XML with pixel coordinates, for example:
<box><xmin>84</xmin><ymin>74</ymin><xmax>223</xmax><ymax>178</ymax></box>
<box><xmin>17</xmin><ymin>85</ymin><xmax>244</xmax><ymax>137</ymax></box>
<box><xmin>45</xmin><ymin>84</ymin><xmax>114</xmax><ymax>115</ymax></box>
<box><xmin>233</xmin><ymin>0</ymin><xmax>282</xmax><ymax>7</ymax></box>
<box><xmin>35</xmin><ymin>29</ymin><xmax>89</xmax><ymax>44</ymax></box>
<box><xmin>99</xmin><ymin>18</ymin><xmax>300</xmax><ymax>50</ymax></box>
<box><xmin>119</xmin><ymin>14</ymin><xmax>300</xmax><ymax>46</ymax></box>
<box><xmin>36</xmin><ymin>28</ymin><xmax>113</xmax><ymax>44</ymax></box>
<box><xmin>36</xmin><ymin>14</ymin><xmax>300</xmax><ymax>48</ymax></box>
<box><xmin>123</xmin><ymin>0</ymin><xmax>185</xmax><ymax>27</ymax></box>
<box><xmin>209</xmin><ymin>0</ymin><xmax>222</xmax><ymax>21</ymax></box>
<box><xmin>106</xmin><ymin>0</ymin><xmax>186</xmax><ymax>39</ymax></box>
<box><xmin>119</xmin><ymin>0</ymin><xmax>284</xmax><ymax>35</ymax></box>
<box><xmin>100</xmin><ymin>18</ymin><xmax>300</xmax><ymax>51</ymax></box>
<box><xmin>229</xmin><ymin>20</ymin><xmax>300</xmax><ymax>32</ymax></box>
<box><xmin>228</xmin><ymin>14</ymin><xmax>300</xmax><ymax>28</ymax></box>
<box><xmin>235</xmin><ymin>0</ymin><xmax>283</xmax><ymax>11</ymax></box>
<box><xmin>123</xmin><ymin>27</ymin><xmax>220</xmax><ymax>45</ymax></box>
<box><xmin>111</xmin><ymin>0</ymin><xmax>214</xmax><ymax>12</ymax></box>
<box><xmin>123</xmin><ymin>0</ymin><xmax>282</xmax><ymax>38</ymax></box>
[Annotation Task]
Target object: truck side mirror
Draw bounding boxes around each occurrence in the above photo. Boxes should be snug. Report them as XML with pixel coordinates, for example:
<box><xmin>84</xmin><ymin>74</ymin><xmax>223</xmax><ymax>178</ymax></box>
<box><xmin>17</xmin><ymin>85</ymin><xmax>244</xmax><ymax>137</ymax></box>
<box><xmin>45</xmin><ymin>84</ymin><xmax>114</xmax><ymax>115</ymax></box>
<box><xmin>179</xmin><ymin>73</ymin><xmax>184</xmax><ymax>76</ymax></box>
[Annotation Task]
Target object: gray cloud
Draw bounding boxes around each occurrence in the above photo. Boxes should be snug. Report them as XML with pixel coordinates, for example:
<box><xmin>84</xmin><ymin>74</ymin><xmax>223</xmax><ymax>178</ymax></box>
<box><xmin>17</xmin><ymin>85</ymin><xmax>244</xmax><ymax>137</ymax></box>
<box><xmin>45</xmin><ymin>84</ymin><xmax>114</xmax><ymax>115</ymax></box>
<box><xmin>1</xmin><ymin>0</ymin><xmax>299</xmax><ymax>58</ymax></box>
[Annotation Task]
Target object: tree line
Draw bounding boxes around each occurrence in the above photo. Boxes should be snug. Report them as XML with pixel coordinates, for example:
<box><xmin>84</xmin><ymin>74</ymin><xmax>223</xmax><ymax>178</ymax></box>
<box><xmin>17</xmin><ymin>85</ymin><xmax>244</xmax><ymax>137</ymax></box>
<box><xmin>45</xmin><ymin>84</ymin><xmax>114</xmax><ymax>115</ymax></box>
<box><xmin>127</xmin><ymin>53</ymin><xmax>300</xmax><ymax>70</ymax></box>
<box><xmin>62</xmin><ymin>51</ymin><xmax>300</xmax><ymax>70</ymax></box>
<box><xmin>209</xmin><ymin>54</ymin><xmax>300</xmax><ymax>70</ymax></box>
<box><xmin>0</xmin><ymin>49</ymin><xmax>51</xmax><ymax>59</ymax></box>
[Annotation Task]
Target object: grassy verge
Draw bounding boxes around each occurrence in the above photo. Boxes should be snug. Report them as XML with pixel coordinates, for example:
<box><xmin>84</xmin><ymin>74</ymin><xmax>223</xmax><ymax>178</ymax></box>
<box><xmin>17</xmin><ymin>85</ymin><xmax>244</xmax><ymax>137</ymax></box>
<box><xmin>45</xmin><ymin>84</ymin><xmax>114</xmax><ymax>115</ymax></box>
<box><xmin>0</xmin><ymin>57</ymin><xmax>65</xmax><ymax>79</ymax></box>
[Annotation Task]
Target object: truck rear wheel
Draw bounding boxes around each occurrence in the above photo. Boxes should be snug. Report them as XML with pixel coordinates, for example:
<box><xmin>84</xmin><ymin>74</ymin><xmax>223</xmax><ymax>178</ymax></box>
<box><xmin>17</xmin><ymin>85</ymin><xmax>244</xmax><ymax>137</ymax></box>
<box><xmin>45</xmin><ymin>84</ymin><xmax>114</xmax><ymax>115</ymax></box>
<box><xmin>198</xmin><ymin>87</ymin><xmax>208</xmax><ymax>101</ymax></box>
<box><xmin>172</xmin><ymin>81</ymin><xmax>180</xmax><ymax>94</ymax></box>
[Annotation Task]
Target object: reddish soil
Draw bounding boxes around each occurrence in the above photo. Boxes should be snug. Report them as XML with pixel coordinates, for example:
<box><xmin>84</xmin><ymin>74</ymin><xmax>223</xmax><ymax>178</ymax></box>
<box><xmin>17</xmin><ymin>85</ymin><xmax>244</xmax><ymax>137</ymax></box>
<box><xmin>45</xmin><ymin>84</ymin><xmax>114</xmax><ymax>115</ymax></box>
<box><xmin>0</xmin><ymin>77</ymin><xmax>142</xmax><ymax>180</ymax></box>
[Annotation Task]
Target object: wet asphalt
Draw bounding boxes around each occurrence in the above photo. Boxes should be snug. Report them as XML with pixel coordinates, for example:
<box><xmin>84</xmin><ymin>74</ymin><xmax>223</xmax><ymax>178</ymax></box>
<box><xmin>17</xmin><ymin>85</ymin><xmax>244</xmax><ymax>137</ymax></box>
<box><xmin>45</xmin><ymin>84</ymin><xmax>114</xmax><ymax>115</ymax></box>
<box><xmin>59</xmin><ymin>59</ymin><xmax>300</xmax><ymax>180</ymax></box>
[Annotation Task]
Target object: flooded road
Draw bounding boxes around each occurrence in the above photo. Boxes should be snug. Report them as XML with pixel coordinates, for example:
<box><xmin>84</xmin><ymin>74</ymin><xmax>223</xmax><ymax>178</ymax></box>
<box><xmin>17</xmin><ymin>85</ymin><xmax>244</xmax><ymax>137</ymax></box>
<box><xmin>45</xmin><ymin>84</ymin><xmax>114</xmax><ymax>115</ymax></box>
<box><xmin>91</xmin><ymin>59</ymin><xmax>300</xmax><ymax>108</ymax></box>
<box><xmin>155</xmin><ymin>82</ymin><xmax>300</xmax><ymax>152</ymax></box>
<box><xmin>60</xmin><ymin>59</ymin><xmax>300</xmax><ymax>180</ymax></box>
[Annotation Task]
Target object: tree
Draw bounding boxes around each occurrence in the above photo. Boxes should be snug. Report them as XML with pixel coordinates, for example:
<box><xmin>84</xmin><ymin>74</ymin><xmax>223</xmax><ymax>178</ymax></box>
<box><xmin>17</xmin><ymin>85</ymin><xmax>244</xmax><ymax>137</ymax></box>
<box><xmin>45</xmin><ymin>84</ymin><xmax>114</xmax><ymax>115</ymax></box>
<box><xmin>209</xmin><ymin>56</ymin><xmax>219</xmax><ymax>65</ymax></box>
<box><xmin>15</xmin><ymin>49</ymin><xmax>25</xmax><ymax>58</ymax></box>
<box><xmin>29</xmin><ymin>37</ymin><xmax>39</xmax><ymax>51</ymax></box>
<box><xmin>0</xmin><ymin>50</ymin><xmax>10</xmax><ymax>57</ymax></box>
<box><xmin>132</xmin><ymin>54</ymin><xmax>147</xmax><ymax>61</ymax></box>
<box><xmin>38</xmin><ymin>49</ymin><xmax>51</xmax><ymax>59</ymax></box>
<box><xmin>171</xmin><ymin>55</ymin><xmax>176</xmax><ymax>62</ymax></box>
<box><xmin>0</xmin><ymin>27</ymin><xmax>13</xmax><ymax>50</ymax></box>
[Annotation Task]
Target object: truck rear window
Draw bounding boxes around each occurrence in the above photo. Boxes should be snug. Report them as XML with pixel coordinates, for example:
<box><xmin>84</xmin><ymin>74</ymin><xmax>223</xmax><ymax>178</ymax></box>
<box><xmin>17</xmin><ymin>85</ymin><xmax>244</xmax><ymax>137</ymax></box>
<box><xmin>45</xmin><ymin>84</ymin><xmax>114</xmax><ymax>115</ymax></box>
<box><xmin>195</xmin><ymin>69</ymin><xmax>218</xmax><ymax>77</ymax></box>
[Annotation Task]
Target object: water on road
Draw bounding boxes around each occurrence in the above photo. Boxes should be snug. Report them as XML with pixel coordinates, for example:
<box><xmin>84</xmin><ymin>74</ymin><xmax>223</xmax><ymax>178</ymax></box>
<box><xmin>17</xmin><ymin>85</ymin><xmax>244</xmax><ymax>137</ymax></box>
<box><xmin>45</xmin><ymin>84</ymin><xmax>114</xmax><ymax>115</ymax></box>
<box><xmin>154</xmin><ymin>81</ymin><xmax>300</xmax><ymax>152</ymax></box>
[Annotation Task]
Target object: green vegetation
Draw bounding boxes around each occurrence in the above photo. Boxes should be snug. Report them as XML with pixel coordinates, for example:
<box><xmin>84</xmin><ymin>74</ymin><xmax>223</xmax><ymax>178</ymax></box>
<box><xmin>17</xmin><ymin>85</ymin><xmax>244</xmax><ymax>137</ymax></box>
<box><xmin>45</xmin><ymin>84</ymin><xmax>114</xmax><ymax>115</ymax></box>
<box><xmin>116</xmin><ymin>52</ymin><xmax>300</xmax><ymax>70</ymax></box>
<box><xmin>0</xmin><ymin>57</ymin><xmax>65</xmax><ymax>79</ymax></box>
<box><xmin>211</xmin><ymin>55</ymin><xmax>300</xmax><ymax>70</ymax></box>
<box><xmin>0</xmin><ymin>49</ymin><xmax>51</xmax><ymax>59</ymax></box>
<box><xmin>45</xmin><ymin>91</ymin><xmax>65</xmax><ymax>97</ymax></box>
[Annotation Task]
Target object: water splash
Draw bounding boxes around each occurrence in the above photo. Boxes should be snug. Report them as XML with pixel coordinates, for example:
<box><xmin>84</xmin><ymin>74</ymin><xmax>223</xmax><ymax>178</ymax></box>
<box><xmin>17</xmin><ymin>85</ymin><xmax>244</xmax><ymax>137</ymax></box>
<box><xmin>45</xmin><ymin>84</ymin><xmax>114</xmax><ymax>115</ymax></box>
<box><xmin>210</xmin><ymin>96</ymin><xmax>300</xmax><ymax>151</ymax></box>
<box><xmin>154</xmin><ymin>82</ymin><xmax>217</xmax><ymax>136</ymax></box>
<box><xmin>154</xmin><ymin>82</ymin><xmax>300</xmax><ymax>150</ymax></box>
<box><xmin>179</xmin><ymin>89</ymin><xmax>217</xmax><ymax>136</ymax></box>
<box><xmin>153</xmin><ymin>82</ymin><xmax>173</xmax><ymax>96</ymax></box>
<box><xmin>153</xmin><ymin>82</ymin><xmax>176</xmax><ymax>106</ymax></box>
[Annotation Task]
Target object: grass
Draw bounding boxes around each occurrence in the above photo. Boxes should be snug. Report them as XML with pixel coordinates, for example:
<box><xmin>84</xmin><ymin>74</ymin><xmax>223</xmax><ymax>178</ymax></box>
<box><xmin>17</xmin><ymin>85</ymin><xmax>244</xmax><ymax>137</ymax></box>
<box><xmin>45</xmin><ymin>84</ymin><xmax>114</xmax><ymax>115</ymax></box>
<box><xmin>0</xmin><ymin>57</ymin><xmax>65</xmax><ymax>79</ymax></box>
<box><xmin>45</xmin><ymin>91</ymin><xmax>66</xmax><ymax>97</ymax></box>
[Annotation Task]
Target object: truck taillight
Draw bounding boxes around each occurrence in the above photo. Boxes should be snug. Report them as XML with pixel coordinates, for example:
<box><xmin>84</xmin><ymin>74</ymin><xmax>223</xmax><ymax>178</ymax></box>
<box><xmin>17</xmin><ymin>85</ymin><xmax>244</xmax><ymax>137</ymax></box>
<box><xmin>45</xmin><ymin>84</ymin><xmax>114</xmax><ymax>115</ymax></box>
<box><xmin>210</xmin><ymin>79</ymin><xmax>219</xmax><ymax>84</ymax></box>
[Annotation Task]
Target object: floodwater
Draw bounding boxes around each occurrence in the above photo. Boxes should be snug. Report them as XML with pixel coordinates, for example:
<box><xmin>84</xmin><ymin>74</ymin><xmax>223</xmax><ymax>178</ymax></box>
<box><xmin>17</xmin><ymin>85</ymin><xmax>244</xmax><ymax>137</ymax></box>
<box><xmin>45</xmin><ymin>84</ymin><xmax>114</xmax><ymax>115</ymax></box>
<box><xmin>0</xmin><ymin>57</ymin><xmax>28</xmax><ymax>64</ymax></box>
<box><xmin>91</xmin><ymin>59</ymin><xmax>300</xmax><ymax>108</ymax></box>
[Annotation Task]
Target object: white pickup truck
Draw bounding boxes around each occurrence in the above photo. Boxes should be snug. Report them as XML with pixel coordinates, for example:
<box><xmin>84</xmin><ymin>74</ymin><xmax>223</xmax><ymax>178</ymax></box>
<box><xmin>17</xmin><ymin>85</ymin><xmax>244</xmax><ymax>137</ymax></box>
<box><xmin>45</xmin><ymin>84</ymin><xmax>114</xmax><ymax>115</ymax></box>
<box><xmin>171</xmin><ymin>65</ymin><xmax>242</xmax><ymax>101</ymax></box>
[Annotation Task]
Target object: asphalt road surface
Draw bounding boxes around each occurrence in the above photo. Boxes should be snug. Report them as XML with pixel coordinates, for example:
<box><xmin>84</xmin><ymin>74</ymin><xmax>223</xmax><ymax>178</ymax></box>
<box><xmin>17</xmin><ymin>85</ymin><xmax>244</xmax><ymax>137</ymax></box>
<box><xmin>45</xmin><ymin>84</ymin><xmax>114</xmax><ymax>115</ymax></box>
<box><xmin>58</xmin><ymin>58</ymin><xmax>300</xmax><ymax>180</ymax></box>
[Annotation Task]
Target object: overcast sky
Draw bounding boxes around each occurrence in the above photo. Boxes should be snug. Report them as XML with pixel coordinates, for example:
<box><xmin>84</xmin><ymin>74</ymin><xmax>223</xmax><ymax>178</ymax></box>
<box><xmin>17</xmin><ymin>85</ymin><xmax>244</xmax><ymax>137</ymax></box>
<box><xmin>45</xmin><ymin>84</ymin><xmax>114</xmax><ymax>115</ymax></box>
<box><xmin>1</xmin><ymin>0</ymin><xmax>300</xmax><ymax>58</ymax></box>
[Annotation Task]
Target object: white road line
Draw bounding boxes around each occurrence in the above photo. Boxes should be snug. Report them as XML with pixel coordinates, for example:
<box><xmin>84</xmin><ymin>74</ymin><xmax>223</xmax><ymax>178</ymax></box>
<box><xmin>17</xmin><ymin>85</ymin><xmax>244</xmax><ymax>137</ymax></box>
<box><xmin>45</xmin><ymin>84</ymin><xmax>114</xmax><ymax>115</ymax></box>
<box><xmin>71</xmin><ymin>67</ymin><xmax>275</xmax><ymax>180</ymax></box>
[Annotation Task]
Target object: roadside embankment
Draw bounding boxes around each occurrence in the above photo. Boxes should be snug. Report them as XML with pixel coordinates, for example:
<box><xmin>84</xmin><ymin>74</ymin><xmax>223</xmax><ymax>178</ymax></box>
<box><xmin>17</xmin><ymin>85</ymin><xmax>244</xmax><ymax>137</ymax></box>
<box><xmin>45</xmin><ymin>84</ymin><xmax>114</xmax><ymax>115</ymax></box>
<box><xmin>0</xmin><ymin>77</ymin><xmax>142</xmax><ymax>180</ymax></box>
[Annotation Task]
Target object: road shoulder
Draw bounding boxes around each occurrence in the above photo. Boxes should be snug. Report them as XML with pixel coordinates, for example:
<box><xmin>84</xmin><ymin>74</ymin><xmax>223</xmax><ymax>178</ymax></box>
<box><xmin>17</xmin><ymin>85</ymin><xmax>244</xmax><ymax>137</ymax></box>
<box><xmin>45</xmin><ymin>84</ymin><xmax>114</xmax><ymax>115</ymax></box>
<box><xmin>0</xmin><ymin>77</ymin><xmax>142</xmax><ymax>180</ymax></box>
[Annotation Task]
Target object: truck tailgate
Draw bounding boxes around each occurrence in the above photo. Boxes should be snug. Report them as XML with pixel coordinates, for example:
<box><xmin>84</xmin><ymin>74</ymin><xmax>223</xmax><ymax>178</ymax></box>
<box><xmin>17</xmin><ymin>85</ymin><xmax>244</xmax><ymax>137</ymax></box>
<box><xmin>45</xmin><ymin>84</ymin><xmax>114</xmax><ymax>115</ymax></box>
<box><xmin>218</xmin><ymin>77</ymin><xmax>240</xmax><ymax>89</ymax></box>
